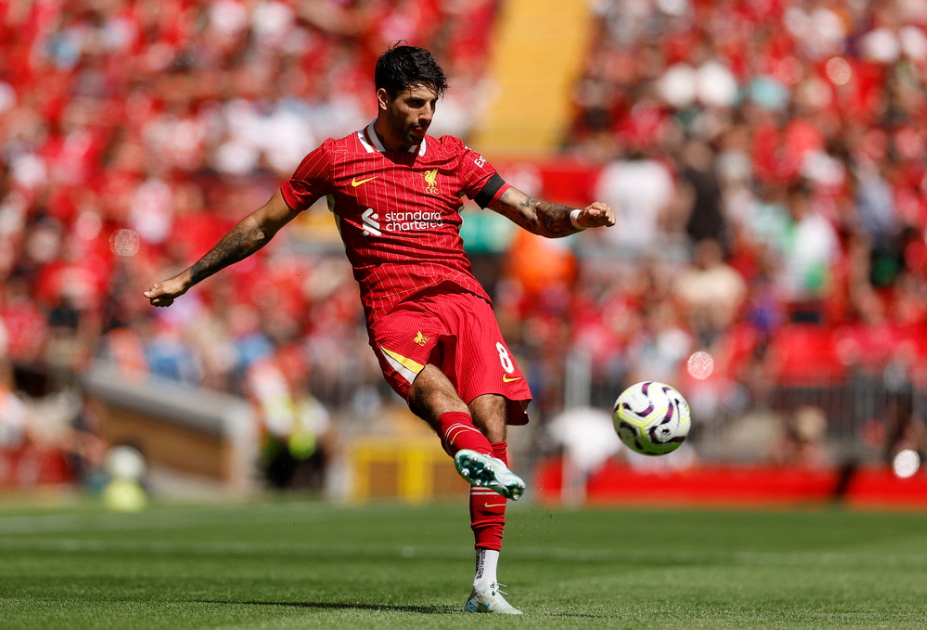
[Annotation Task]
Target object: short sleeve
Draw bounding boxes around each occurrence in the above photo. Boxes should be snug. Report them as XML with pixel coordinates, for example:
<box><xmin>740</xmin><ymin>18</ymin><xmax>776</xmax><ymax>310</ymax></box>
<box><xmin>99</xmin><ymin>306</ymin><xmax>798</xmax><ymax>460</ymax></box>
<box><xmin>443</xmin><ymin>136</ymin><xmax>510</xmax><ymax>205</ymax></box>
<box><xmin>280</xmin><ymin>140</ymin><xmax>334</xmax><ymax>212</ymax></box>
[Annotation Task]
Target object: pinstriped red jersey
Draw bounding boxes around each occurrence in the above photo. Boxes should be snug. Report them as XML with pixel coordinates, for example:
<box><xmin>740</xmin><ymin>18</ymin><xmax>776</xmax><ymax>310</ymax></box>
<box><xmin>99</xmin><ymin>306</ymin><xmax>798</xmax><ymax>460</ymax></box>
<box><xmin>280</xmin><ymin>121</ymin><xmax>510</xmax><ymax>322</ymax></box>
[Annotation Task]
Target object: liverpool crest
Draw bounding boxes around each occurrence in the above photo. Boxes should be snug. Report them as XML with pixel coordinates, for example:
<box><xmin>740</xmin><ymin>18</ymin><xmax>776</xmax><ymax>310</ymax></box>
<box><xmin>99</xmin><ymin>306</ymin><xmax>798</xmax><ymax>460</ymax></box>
<box><xmin>423</xmin><ymin>169</ymin><xmax>438</xmax><ymax>194</ymax></box>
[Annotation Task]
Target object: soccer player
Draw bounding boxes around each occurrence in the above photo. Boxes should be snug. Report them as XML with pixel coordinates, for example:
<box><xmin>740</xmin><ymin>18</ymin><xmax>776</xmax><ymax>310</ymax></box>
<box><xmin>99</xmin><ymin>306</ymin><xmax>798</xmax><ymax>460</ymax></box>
<box><xmin>146</xmin><ymin>45</ymin><xmax>615</xmax><ymax>614</ymax></box>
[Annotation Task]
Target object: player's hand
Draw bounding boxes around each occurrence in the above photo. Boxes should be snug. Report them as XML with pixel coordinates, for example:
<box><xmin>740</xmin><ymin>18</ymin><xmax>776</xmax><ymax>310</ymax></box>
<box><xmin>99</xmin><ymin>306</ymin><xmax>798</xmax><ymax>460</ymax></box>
<box><xmin>576</xmin><ymin>202</ymin><xmax>616</xmax><ymax>229</ymax></box>
<box><xmin>144</xmin><ymin>273</ymin><xmax>190</xmax><ymax>307</ymax></box>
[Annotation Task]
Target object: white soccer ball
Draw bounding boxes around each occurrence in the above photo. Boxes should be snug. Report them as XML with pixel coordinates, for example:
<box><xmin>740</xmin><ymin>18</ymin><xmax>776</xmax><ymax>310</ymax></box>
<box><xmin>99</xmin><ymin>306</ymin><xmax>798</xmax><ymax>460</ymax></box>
<box><xmin>613</xmin><ymin>381</ymin><xmax>691</xmax><ymax>456</ymax></box>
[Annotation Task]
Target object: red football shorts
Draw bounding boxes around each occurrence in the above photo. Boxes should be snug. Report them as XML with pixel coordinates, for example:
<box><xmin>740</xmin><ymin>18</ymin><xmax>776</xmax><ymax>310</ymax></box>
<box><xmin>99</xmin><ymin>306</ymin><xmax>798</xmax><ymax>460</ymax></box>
<box><xmin>368</xmin><ymin>285</ymin><xmax>531</xmax><ymax>425</ymax></box>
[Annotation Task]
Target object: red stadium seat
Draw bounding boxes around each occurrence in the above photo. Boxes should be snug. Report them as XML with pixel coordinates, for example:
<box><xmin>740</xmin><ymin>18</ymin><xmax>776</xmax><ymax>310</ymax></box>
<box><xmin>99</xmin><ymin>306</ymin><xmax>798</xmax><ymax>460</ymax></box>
<box><xmin>768</xmin><ymin>325</ymin><xmax>844</xmax><ymax>385</ymax></box>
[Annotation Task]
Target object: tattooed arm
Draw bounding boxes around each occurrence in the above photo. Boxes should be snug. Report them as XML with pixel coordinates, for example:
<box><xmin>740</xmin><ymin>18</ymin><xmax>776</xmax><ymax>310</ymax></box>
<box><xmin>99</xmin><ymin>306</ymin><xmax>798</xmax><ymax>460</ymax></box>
<box><xmin>487</xmin><ymin>187</ymin><xmax>615</xmax><ymax>238</ymax></box>
<box><xmin>145</xmin><ymin>190</ymin><xmax>299</xmax><ymax>307</ymax></box>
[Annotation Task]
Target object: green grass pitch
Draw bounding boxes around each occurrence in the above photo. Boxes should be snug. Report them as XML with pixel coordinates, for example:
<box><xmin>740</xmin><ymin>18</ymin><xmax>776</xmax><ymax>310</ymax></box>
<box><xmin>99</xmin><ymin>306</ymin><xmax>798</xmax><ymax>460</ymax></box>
<box><xmin>1</xmin><ymin>497</ymin><xmax>926</xmax><ymax>629</ymax></box>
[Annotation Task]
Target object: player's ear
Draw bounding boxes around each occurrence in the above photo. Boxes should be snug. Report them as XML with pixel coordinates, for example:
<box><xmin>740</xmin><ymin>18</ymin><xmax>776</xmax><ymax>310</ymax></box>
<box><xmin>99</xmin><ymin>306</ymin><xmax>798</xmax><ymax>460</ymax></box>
<box><xmin>376</xmin><ymin>88</ymin><xmax>391</xmax><ymax>112</ymax></box>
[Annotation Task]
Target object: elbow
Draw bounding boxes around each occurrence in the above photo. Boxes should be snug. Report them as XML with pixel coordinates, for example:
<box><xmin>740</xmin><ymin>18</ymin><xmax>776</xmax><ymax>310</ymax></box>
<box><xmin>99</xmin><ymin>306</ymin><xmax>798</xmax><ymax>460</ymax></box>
<box><xmin>244</xmin><ymin>215</ymin><xmax>277</xmax><ymax>251</ymax></box>
<box><xmin>250</xmin><ymin>227</ymin><xmax>274</xmax><ymax>252</ymax></box>
<box><xmin>255</xmin><ymin>225</ymin><xmax>271</xmax><ymax>244</ymax></box>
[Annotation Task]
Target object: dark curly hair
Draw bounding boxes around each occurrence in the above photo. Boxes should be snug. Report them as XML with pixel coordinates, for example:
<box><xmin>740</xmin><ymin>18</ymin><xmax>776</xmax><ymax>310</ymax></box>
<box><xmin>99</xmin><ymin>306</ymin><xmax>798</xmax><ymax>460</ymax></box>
<box><xmin>375</xmin><ymin>44</ymin><xmax>449</xmax><ymax>99</ymax></box>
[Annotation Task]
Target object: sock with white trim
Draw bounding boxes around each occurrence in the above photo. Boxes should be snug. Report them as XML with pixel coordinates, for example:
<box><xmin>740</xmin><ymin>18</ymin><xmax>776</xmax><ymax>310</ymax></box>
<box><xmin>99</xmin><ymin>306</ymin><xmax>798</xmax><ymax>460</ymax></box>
<box><xmin>473</xmin><ymin>548</ymin><xmax>501</xmax><ymax>591</ymax></box>
<box><xmin>434</xmin><ymin>411</ymin><xmax>492</xmax><ymax>457</ymax></box>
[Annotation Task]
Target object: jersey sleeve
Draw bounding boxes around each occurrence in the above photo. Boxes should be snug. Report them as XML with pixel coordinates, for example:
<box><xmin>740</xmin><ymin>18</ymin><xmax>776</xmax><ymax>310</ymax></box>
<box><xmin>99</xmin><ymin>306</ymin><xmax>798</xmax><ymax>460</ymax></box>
<box><xmin>445</xmin><ymin>136</ymin><xmax>511</xmax><ymax>208</ymax></box>
<box><xmin>280</xmin><ymin>140</ymin><xmax>334</xmax><ymax>212</ymax></box>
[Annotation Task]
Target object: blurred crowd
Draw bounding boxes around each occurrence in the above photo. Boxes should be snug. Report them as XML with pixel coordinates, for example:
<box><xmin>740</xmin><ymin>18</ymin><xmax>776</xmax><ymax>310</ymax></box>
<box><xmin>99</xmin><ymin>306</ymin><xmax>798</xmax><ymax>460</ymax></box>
<box><xmin>0</xmin><ymin>0</ymin><xmax>498</xmax><ymax>488</ymax></box>
<box><xmin>2</xmin><ymin>0</ymin><xmax>927</xmax><ymax>490</ymax></box>
<box><xmin>555</xmin><ymin>0</ymin><xmax>927</xmax><ymax>468</ymax></box>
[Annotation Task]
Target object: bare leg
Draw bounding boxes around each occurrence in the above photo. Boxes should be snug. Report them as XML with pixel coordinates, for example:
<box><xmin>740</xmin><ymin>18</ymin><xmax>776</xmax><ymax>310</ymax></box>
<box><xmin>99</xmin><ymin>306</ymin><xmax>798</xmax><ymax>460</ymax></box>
<box><xmin>409</xmin><ymin>363</ymin><xmax>469</xmax><ymax>426</ymax></box>
<box><xmin>409</xmin><ymin>364</ymin><xmax>523</xmax><ymax>496</ymax></box>
<box><xmin>468</xmin><ymin>393</ymin><xmax>507</xmax><ymax>443</ymax></box>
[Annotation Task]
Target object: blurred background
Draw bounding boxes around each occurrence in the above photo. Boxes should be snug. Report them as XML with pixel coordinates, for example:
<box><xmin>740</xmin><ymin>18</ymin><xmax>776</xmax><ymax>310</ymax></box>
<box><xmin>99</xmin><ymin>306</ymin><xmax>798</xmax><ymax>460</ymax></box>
<box><xmin>2</xmin><ymin>0</ymin><xmax>927</xmax><ymax>508</ymax></box>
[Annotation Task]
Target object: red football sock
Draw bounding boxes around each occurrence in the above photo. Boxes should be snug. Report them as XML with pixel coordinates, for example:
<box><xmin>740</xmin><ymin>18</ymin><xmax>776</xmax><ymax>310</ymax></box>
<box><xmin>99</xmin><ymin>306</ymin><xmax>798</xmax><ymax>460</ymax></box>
<box><xmin>434</xmin><ymin>411</ymin><xmax>492</xmax><ymax>457</ymax></box>
<box><xmin>470</xmin><ymin>441</ymin><xmax>509</xmax><ymax>551</ymax></box>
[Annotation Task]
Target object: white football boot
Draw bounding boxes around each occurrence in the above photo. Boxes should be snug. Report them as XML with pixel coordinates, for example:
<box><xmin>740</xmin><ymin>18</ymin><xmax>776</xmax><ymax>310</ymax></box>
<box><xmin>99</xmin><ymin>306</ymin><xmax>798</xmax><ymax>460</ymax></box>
<box><xmin>464</xmin><ymin>583</ymin><xmax>523</xmax><ymax>615</ymax></box>
<box><xmin>454</xmin><ymin>449</ymin><xmax>526</xmax><ymax>500</ymax></box>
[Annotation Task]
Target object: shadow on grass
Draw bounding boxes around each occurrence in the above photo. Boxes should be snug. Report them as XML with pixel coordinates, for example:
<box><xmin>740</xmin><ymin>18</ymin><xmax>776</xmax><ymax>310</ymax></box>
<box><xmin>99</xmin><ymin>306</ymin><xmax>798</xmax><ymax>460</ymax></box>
<box><xmin>193</xmin><ymin>600</ymin><xmax>458</xmax><ymax>615</ymax></box>
<box><xmin>194</xmin><ymin>600</ymin><xmax>609</xmax><ymax>618</ymax></box>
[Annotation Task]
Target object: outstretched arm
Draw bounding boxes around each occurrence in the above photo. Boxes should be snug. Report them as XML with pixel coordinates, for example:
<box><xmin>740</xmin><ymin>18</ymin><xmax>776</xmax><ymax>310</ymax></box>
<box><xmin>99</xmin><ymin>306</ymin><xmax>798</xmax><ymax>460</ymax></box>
<box><xmin>145</xmin><ymin>190</ymin><xmax>299</xmax><ymax>307</ymax></box>
<box><xmin>487</xmin><ymin>186</ymin><xmax>615</xmax><ymax>237</ymax></box>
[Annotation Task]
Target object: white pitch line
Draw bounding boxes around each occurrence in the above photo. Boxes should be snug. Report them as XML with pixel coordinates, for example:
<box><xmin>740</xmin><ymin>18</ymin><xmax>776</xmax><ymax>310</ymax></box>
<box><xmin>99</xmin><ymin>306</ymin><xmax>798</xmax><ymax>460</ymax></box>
<box><xmin>1</xmin><ymin>537</ymin><xmax>926</xmax><ymax>569</ymax></box>
<box><xmin>0</xmin><ymin>511</ymin><xmax>319</xmax><ymax>534</ymax></box>
<box><xmin>0</xmin><ymin>538</ymin><xmax>469</xmax><ymax>559</ymax></box>
<box><xmin>0</xmin><ymin>503</ymin><xmax>410</xmax><ymax>535</ymax></box>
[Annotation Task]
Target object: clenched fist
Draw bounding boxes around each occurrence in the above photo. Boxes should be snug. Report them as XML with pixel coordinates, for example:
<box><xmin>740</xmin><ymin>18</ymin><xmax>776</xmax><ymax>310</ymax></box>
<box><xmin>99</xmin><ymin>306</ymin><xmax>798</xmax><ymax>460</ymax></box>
<box><xmin>144</xmin><ymin>273</ymin><xmax>190</xmax><ymax>307</ymax></box>
<box><xmin>574</xmin><ymin>202</ymin><xmax>616</xmax><ymax>229</ymax></box>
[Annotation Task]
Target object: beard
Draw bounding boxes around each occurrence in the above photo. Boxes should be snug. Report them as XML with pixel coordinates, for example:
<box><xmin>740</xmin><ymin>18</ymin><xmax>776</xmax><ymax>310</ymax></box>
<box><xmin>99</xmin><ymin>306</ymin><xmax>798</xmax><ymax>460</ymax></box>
<box><xmin>405</xmin><ymin>128</ymin><xmax>425</xmax><ymax>144</ymax></box>
<box><xmin>388</xmin><ymin>109</ymin><xmax>427</xmax><ymax>147</ymax></box>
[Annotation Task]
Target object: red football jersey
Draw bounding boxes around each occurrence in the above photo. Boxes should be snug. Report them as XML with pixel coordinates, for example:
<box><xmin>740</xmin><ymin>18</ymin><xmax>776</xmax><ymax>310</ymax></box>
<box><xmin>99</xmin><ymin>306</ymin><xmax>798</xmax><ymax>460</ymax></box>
<box><xmin>281</xmin><ymin>122</ymin><xmax>510</xmax><ymax>322</ymax></box>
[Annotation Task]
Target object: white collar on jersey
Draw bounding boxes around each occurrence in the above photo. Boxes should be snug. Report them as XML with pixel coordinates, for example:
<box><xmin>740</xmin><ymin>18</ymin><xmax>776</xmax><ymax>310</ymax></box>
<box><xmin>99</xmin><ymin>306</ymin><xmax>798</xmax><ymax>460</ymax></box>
<box><xmin>359</xmin><ymin>120</ymin><xmax>427</xmax><ymax>156</ymax></box>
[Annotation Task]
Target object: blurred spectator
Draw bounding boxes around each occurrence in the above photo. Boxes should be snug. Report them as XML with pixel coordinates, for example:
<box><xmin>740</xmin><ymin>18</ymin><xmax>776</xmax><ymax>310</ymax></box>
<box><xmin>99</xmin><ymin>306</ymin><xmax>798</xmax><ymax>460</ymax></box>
<box><xmin>0</xmin><ymin>323</ymin><xmax>28</xmax><ymax>466</ymax></box>
<box><xmin>244</xmin><ymin>342</ymin><xmax>333</xmax><ymax>491</ymax></box>
<box><xmin>774</xmin><ymin>184</ymin><xmax>839</xmax><ymax>323</ymax></box>
<box><xmin>144</xmin><ymin>316</ymin><xmax>201</xmax><ymax>384</ymax></box>
<box><xmin>67</xmin><ymin>393</ymin><xmax>108</xmax><ymax>491</ymax></box>
<box><xmin>625</xmin><ymin>296</ymin><xmax>692</xmax><ymax>387</ymax></box>
<box><xmin>772</xmin><ymin>405</ymin><xmax>830</xmax><ymax>469</ymax></box>
<box><xmin>675</xmin><ymin>139</ymin><xmax>727</xmax><ymax>247</ymax></box>
<box><xmin>593</xmin><ymin>148</ymin><xmax>677</xmax><ymax>255</ymax></box>
<box><xmin>853</xmin><ymin>158</ymin><xmax>903</xmax><ymax>287</ymax></box>
<box><xmin>674</xmin><ymin>238</ymin><xmax>747</xmax><ymax>348</ymax></box>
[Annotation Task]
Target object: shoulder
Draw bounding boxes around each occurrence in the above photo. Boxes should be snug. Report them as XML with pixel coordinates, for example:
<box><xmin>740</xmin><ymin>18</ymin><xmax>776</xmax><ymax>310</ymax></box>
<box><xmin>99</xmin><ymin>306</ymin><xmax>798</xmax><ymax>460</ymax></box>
<box><xmin>299</xmin><ymin>137</ymin><xmax>338</xmax><ymax>161</ymax></box>
<box><xmin>428</xmin><ymin>135</ymin><xmax>493</xmax><ymax>173</ymax></box>
<box><xmin>326</xmin><ymin>134</ymin><xmax>359</xmax><ymax>153</ymax></box>
<box><xmin>430</xmin><ymin>134</ymin><xmax>471</xmax><ymax>155</ymax></box>
<box><xmin>316</xmin><ymin>130</ymin><xmax>370</xmax><ymax>153</ymax></box>
<box><xmin>302</xmin><ymin>134</ymin><xmax>365</xmax><ymax>168</ymax></box>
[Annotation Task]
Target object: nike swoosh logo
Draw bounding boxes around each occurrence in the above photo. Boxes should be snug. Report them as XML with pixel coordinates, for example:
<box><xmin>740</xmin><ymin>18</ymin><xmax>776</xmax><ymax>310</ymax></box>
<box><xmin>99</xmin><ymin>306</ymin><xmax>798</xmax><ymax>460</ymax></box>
<box><xmin>351</xmin><ymin>176</ymin><xmax>377</xmax><ymax>187</ymax></box>
<box><xmin>483</xmin><ymin>503</ymin><xmax>507</xmax><ymax>508</ymax></box>
<box><xmin>502</xmin><ymin>375</ymin><xmax>522</xmax><ymax>383</ymax></box>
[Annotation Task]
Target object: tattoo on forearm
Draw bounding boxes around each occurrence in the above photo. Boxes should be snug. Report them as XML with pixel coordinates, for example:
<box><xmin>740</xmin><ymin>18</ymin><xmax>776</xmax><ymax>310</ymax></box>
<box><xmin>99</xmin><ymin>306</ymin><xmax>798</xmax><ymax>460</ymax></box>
<box><xmin>490</xmin><ymin>189</ymin><xmax>581</xmax><ymax>238</ymax></box>
<box><xmin>190</xmin><ymin>221</ymin><xmax>267</xmax><ymax>284</ymax></box>
<box><xmin>535</xmin><ymin>201</ymin><xmax>574</xmax><ymax>237</ymax></box>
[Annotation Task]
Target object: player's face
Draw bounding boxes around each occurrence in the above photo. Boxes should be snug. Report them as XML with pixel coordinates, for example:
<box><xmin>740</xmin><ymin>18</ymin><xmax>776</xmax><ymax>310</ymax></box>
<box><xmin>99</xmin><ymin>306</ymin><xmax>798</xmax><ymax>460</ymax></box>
<box><xmin>381</xmin><ymin>84</ymin><xmax>437</xmax><ymax>149</ymax></box>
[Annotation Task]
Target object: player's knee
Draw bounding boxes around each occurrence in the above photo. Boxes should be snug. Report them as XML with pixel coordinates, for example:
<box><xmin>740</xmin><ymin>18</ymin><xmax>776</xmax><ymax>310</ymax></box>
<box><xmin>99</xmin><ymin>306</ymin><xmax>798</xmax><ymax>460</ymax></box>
<box><xmin>410</xmin><ymin>372</ymin><xmax>468</xmax><ymax>422</ymax></box>
<box><xmin>469</xmin><ymin>394</ymin><xmax>507</xmax><ymax>442</ymax></box>
<box><xmin>477</xmin><ymin>418</ymin><xmax>506</xmax><ymax>443</ymax></box>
